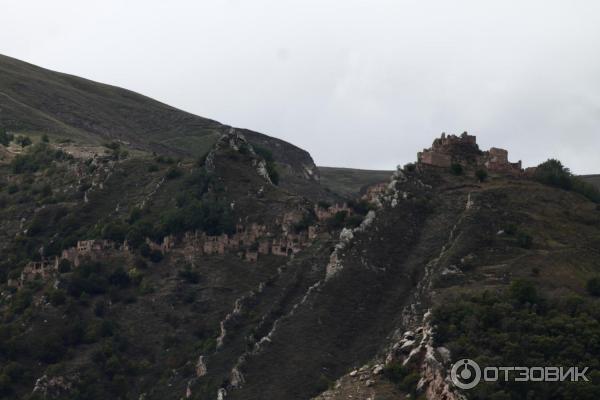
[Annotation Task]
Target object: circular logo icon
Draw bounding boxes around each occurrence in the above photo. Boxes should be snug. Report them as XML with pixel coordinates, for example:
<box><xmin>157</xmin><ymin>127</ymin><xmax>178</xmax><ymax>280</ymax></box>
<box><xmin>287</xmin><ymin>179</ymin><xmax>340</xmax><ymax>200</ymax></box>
<box><xmin>451</xmin><ymin>359</ymin><xmax>481</xmax><ymax>390</ymax></box>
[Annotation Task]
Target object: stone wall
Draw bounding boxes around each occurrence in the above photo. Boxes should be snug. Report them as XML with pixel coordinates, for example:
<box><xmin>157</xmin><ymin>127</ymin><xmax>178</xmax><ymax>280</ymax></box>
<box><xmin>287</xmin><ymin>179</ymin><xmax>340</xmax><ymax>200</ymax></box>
<box><xmin>418</xmin><ymin>132</ymin><xmax>524</xmax><ymax>175</ymax></box>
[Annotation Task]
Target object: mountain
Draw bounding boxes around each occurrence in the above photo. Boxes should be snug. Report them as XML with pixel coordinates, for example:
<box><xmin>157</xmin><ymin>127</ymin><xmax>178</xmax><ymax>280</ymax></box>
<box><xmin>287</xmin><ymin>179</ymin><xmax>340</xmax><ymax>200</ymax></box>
<box><xmin>0</xmin><ymin>54</ymin><xmax>321</xmax><ymax>196</ymax></box>
<box><xmin>1</xmin><ymin>57</ymin><xmax>600</xmax><ymax>400</ymax></box>
<box><xmin>582</xmin><ymin>175</ymin><xmax>600</xmax><ymax>190</ymax></box>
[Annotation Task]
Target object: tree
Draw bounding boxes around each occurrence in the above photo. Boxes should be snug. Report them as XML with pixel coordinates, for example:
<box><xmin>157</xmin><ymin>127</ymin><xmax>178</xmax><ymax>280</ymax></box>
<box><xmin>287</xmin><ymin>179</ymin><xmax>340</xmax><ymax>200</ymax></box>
<box><xmin>109</xmin><ymin>267</ymin><xmax>131</xmax><ymax>288</ymax></box>
<box><xmin>165</xmin><ymin>167</ymin><xmax>183</xmax><ymax>180</ymax></box>
<box><xmin>586</xmin><ymin>277</ymin><xmax>600</xmax><ymax>297</ymax></box>
<box><xmin>475</xmin><ymin>169</ymin><xmax>488</xmax><ymax>182</ymax></box>
<box><xmin>517</xmin><ymin>232</ymin><xmax>533</xmax><ymax>249</ymax></box>
<box><xmin>450</xmin><ymin>163</ymin><xmax>463</xmax><ymax>175</ymax></box>
<box><xmin>15</xmin><ymin>136</ymin><xmax>32</xmax><ymax>148</ymax></box>
<box><xmin>0</xmin><ymin>128</ymin><xmax>13</xmax><ymax>146</ymax></box>
<box><xmin>254</xmin><ymin>146</ymin><xmax>279</xmax><ymax>185</ymax></box>
<box><xmin>510</xmin><ymin>279</ymin><xmax>538</xmax><ymax>304</ymax></box>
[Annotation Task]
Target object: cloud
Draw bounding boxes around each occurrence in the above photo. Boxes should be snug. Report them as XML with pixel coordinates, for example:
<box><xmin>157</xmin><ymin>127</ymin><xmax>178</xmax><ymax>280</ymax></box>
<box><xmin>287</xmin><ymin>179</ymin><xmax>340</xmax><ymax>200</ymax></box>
<box><xmin>1</xmin><ymin>0</ymin><xmax>599</xmax><ymax>172</ymax></box>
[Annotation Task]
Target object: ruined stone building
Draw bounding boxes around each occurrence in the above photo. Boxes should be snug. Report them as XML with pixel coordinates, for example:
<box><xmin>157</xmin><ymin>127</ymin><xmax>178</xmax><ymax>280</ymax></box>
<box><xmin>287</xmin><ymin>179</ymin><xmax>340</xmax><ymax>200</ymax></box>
<box><xmin>314</xmin><ymin>203</ymin><xmax>353</xmax><ymax>221</ymax></box>
<box><xmin>13</xmin><ymin>221</ymin><xmax>319</xmax><ymax>290</ymax></box>
<box><xmin>361</xmin><ymin>182</ymin><xmax>388</xmax><ymax>204</ymax></box>
<box><xmin>417</xmin><ymin>132</ymin><xmax>523</xmax><ymax>174</ymax></box>
<box><xmin>9</xmin><ymin>258</ymin><xmax>60</xmax><ymax>288</ymax></box>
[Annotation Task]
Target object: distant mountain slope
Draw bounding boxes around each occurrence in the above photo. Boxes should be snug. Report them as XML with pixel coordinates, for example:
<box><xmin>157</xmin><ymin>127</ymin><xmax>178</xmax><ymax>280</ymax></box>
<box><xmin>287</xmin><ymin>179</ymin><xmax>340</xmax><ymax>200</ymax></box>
<box><xmin>0</xmin><ymin>54</ymin><xmax>318</xmax><ymax>185</ymax></box>
<box><xmin>581</xmin><ymin>174</ymin><xmax>600</xmax><ymax>190</ymax></box>
<box><xmin>318</xmin><ymin>166</ymin><xmax>392</xmax><ymax>198</ymax></box>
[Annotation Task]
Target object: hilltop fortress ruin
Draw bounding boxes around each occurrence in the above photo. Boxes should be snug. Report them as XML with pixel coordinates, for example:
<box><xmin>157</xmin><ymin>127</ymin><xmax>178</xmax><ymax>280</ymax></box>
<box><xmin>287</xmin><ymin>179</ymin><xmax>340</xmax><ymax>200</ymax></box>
<box><xmin>418</xmin><ymin>132</ymin><xmax>523</xmax><ymax>174</ymax></box>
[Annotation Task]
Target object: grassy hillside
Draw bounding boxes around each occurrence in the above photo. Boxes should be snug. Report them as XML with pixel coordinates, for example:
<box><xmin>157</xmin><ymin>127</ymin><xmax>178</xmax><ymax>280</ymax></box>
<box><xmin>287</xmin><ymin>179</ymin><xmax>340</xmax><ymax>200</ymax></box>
<box><xmin>318</xmin><ymin>166</ymin><xmax>392</xmax><ymax>198</ymax></box>
<box><xmin>0</xmin><ymin>54</ymin><xmax>319</xmax><ymax>187</ymax></box>
<box><xmin>581</xmin><ymin>174</ymin><xmax>600</xmax><ymax>190</ymax></box>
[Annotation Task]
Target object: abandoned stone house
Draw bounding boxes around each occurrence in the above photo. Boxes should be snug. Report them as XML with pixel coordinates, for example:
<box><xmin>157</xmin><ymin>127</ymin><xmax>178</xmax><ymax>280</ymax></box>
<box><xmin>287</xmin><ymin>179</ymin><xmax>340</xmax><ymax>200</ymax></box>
<box><xmin>417</xmin><ymin>132</ymin><xmax>523</xmax><ymax>174</ymax></box>
<box><xmin>308</xmin><ymin>225</ymin><xmax>318</xmax><ymax>240</ymax></box>
<box><xmin>362</xmin><ymin>182</ymin><xmax>388</xmax><ymax>203</ymax></box>
<box><xmin>271</xmin><ymin>239</ymin><xmax>289</xmax><ymax>256</ymax></box>
<box><xmin>258</xmin><ymin>240</ymin><xmax>270</xmax><ymax>255</ymax></box>
<box><xmin>203</xmin><ymin>234</ymin><xmax>228</xmax><ymax>255</ymax></box>
<box><xmin>484</xmin><ymin>147</ymin><xmax>522</xmax><ymax>173</ymax></box>
<box><xmin>13</xmin><ymin>221</ymin><xmax>320</xmax><ymax>290</ymax></box>
<box><xmin>77</xmin><ymin>239</ymin><xmax>116</xmax><ymax>253</ymax></box>
<box><xmin>244</xmin><ymin>251</ymin><xmax>259</xmax><ymax>262</ymax></box>
<box><xmin>314</xmin><ymin>203</ymin><xmax>353</xmax><ymax>221</ymax></box>
<box><xmin>10</xmin><ymin>257</ymin><xmax>60</xmax><ymax>288</ymax></box>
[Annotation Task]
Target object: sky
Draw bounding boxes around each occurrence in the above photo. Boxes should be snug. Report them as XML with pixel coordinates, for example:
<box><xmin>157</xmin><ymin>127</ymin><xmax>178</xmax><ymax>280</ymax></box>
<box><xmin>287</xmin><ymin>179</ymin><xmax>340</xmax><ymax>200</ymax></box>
<box><xmin>1</xmin><ymin>0</ymin><xmax>600</xmax><ymax>172</ymax></box>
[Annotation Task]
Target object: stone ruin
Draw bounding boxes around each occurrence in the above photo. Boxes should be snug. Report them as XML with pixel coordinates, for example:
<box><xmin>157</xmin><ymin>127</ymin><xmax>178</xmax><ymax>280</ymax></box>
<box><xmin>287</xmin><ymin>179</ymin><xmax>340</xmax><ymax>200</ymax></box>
<box><xmin>361</xmin><ymin>182</ymin><xmax>388</xmax><ymax>204</ymax></box>
<box><xmin>417</xmin><ymin>132</ymin><xmax>523</xmax><ymax>174</ymax></box>
<box><xmin>10</xmin><ymin>204</ymin><xmax>354</xmax><ymax>289</ymax></box>
<box><xmin>9</xmin><ymin>258</ymin><xmax>60</xmax><ymax>288</ymax></box>
<box><xmin>314</xmin><ymin>203</ymin><xmax>353</xmax><ymax>221</ymax></box>
<box><xmin>10</xmin><ymin>239</ymin><xmax>130</xmax><ymax>288</ymax></box>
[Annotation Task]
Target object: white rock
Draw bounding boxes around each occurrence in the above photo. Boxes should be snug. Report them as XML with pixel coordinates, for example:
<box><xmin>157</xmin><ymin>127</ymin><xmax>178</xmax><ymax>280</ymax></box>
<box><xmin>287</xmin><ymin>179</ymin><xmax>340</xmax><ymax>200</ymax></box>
<box><xmin>403</xmin><ymin>330</ymin><xmax>415</xmax><ymax>340</ymax></box>
<box><xmin>400</xmin><ymin>340</ymin><xmax>416</xmax><ymax>352</ymax></box>
<box><xmin>372</xmin><ymin>365</ymin><xmax>384</xmax><ymax>375</ymax></box>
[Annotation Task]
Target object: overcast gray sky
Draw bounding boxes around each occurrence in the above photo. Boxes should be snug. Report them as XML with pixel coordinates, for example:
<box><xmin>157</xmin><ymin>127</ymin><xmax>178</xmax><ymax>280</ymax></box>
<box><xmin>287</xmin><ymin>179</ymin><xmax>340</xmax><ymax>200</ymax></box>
<box><xmin>1</xmin><ymin>0</ymin><xmax>599</xmax><ymax>172</ymax></box>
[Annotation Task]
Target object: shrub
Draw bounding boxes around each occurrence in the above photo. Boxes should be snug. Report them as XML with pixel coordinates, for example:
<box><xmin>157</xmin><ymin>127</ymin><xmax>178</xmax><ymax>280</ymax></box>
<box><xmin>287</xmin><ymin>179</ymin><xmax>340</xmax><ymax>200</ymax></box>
<box><xmin>326</xmin><ymin>211</ymin><xmax>348</xmax><ymax>230</ymax></box>
<box><xmin>139</xmin><ymin>243</ymin><xmax>151</xmax><ymax>258</ymax></box>
<box><xmin>104</xmin><ymin>141</ymin><xmax>120</xmax><ymax>151</ymax></box>
<box><xmin>149</xmin><ymin>250</ymin><xmax>163</xmax><ymax>263</ymax></box>
<box><xmin>147</xmin><ymin>164</ymin><xmax>159</xmax><ymax>172</ymax></box>
<box><xmin>348</xmin><ymin>199</ymin><xmax>373</xmax><ymax>216</ymax></box>
<box><xmin>404</xmin><ymin>163</ymin><xmax>416</xmax><ymax>172</ymax></box>
<box><xmin>504</xmin><ymin>224</ymin><xmax>517</xmax><ymax>235</ymax></box>
<box><xmin>383</xmin><ymin>362</ymin><xmax>420</xmax><ymax>395</ymax></box>
<box><xmin>517</xmin><ymin>232</ymin><xmax>533</xmax><ymax>249</ymax></box>
<box><xmin>94</xmin><ymin>300</ymin><xmax>107</xmax><ymax>317</ymax></box>
<box><xmin>317</xmin><ymin>201</ymin><xmax>331</xmax><ymax>209</ymax></box>
<box><xmin>0</xmin><ymin>129</ymin><xmax>13</xmax><ymax>146</ymax></box>
<box><xmin>586</xmin><ymin>277</ymin><xmax>600</xmax><ymax>297</ymax></box>
<box><xmin>66</xmin><ymin>262</ymin><xmax>109</xmax><ymax>297</ymax></box>
<box><xmin>450</xmin><ymin>163</ymin><xmax>463</xmax><ymax>175</ymax></box>
<box><xmin>165</xmin><ymin>167</ymin><xmax>183</xmax><ymax>180</ymax></box>
<box><xmin>292</xmin><ymin>212</ymin><xmax>317</xmax><ymax>233</ymax></box>
<box><xmin>48</xmin><ymin>289</ymin><xmax>66</xmax><ymax>306</ymax></box>
<box><xmin>534</xmin><ymin>159</ymin><xmax>600</xmax><ymax>203</ymax></box>
<box><xmin>109</xmin><ymin>267</ymin><xmax>131</xmax><ymax>288</ymax></box>
<box><xmin>10</xmin><ymin>143</ymin><xmax>70</xmax><ymax>174</ymax></box>
<box><xmin>178</xmin><ymin>268</ymin><xmax>200</xmax><ymax>284</ymax></box>
<box><xmin>15</xmin><ymin>135</ymin><xmax>32</xmax><ymax>148</ymax></box>
<box><xmin>475</xmin><ymin>169</ymin><xmax>488</xmax><ymax>182</ymax></box>
<box><xmin>345</xmin><ymin>215</ymin><xmax>364</xmax><ymax>229</ymax></box>
<box><xmin>509</xmin><ymin>279</ymin><xmax>538</xmax><ymax>304</ymax></box>
<box><xmin>254</xmin><ymin>146</ymin><xmax>279</xmax><ymax>185</ymax></box>
<box><xmin>101</xmin><ymin>221</ymin><xmax>128</xmax><ymax>242</ymax></box>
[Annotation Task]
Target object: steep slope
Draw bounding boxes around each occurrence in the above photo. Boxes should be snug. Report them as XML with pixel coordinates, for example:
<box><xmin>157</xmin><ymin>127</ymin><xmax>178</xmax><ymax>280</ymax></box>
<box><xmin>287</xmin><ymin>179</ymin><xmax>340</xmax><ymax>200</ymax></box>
<box><xmin>0</xmin><ymin>54</ymin><xmax>321</xmax><ymax>195</ymax></box>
